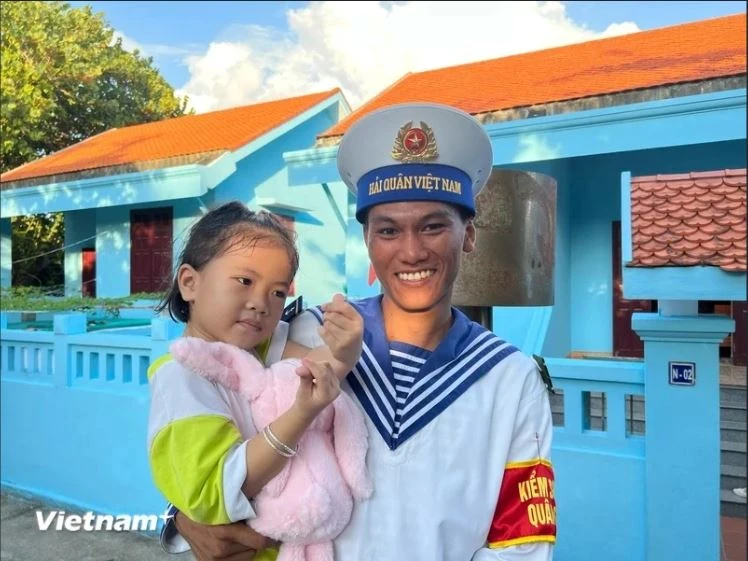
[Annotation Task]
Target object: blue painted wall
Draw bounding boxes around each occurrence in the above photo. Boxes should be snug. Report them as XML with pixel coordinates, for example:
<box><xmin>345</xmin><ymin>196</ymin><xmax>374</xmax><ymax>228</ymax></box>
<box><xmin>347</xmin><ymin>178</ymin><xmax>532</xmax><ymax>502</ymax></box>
<box><xmin>345</xmin><ymin>189</ymin><xmax>380</xmax><ymax>300</ymax></box>
<box><xmin>569</xmin><ymin>139</ymin><xmax>746</xmax><ymax>354</ymax></box>
<box><xmin>172</xmin><ymin>196</ymin><xmax>214</xmax><ymax>277</ymax></box>
<box><xmin>1</xmin><ymin>379</ymin><xmax>165</xmax><ymax>518</ymax></box>
<box><xmin>490</xmin><ymin>90</ymin><xmax>745</xmax><ymax>167</ymax></box>
<box><xmin>1</xmin><ymin>218</ymin><xmax>10</xmax><ymax>288</ymax></box>
<box><xmin>94</xmin><ymin>206</ymin><xmax>131</xmax><ymax>298</ymax></box>
<box><xmin>215</xmin><ymin>105</ymin><xmax>348</xmax><ymax>306</ymax></box>
<box><xmin>0</xmin><ymin>315</ymin><xmax>169</xmax><ymax>520</ymax></box>
<box><xmin>64</xmin><ymin>210</ymin><xmax>96</xmax><ymax>296</ymax></box>
<box><xmin>490</xmin><ymin>160</ymin><xmax>572</xmax><ymax>358</ymax></box>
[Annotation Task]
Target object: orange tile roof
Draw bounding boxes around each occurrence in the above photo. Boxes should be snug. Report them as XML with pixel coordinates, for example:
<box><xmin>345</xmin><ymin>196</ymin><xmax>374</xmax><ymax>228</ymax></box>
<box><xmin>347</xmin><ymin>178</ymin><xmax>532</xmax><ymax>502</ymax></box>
<box><xmin>321</xmin><ymin>13</ymin><xmax>746</xmax><ymax>138</ymax></box>
<box><xmin>629</xmin><ymin>169</ymin><xmax>746</xmax><ymax>272</ymax></box>
<box><xmin>1</xmin><ymin>89</ymin><xmax>341</xmax><ymax>183</ymax></box>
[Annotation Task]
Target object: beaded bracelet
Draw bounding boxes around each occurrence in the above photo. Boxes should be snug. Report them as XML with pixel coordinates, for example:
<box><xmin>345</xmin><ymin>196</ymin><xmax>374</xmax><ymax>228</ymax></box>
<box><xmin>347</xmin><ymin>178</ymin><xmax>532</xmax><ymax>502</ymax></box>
<box><xmin>262</xmin><ymin>425</ymin><xmax>298</xmax><ymax>458</ymax></box>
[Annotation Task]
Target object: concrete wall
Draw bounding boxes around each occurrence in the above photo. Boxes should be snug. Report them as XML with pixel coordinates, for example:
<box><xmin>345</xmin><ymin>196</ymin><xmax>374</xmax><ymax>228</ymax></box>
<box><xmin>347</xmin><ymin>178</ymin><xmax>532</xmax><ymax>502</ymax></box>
<box><xmin>171</xmin><ymin>196</ymin><xmax>214</xmax><ymax>278</ymax></box>
<box><xmin>64</xmin><ymin>210</ymin><xmax>96</xmax><ymax>296</ymax></box>
<box><xmin>94</xmin><ymin>207</ymin><xmax>131</xmax><ymax>298</ymax></box>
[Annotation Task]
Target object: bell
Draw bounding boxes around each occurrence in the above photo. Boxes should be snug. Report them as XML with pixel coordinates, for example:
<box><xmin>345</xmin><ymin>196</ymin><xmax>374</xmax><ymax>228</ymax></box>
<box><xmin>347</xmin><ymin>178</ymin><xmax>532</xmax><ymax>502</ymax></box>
<box><xmin>453</xmin><ymin>169</ymin><xmax>557</xmax><ymax>308</ymax></box>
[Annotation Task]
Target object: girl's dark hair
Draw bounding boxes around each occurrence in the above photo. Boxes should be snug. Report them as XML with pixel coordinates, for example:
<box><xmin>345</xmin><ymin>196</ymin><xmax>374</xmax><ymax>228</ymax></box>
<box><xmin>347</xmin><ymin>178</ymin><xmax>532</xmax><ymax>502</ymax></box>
<box><xmin>156</xmin><ymin>201</ymin><xmax>299</xmax><ymax>323</ymax></box>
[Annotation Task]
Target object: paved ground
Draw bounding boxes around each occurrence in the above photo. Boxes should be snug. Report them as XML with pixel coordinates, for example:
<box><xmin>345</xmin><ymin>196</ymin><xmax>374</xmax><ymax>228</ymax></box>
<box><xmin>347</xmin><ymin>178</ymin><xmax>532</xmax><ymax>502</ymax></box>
<box><xmin>1</xmin><ymin>488</ymin><xmax>745</xmax><ymax>560</ymax></box>
<box><xmin>0</xmin><ymin>490</ymin><xmax>189</xmax><ymax>561</ymax></box>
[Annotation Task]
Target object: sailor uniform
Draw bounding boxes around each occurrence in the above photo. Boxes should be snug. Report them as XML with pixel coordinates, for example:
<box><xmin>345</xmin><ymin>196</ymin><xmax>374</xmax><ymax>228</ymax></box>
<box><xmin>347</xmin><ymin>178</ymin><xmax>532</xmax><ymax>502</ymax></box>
<box><xmin>292</xmin><ymin>297</ymin><xmax>556</xmax><ymax>560</ymax></box>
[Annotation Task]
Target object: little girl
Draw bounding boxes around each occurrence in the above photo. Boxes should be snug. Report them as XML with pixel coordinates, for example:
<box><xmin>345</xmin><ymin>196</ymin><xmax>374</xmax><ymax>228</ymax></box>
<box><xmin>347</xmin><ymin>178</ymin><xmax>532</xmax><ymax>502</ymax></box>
<box><xmin>146</xmin><ymin>201</ymin><xmax>364</xmax><ymax>557</ymax></box>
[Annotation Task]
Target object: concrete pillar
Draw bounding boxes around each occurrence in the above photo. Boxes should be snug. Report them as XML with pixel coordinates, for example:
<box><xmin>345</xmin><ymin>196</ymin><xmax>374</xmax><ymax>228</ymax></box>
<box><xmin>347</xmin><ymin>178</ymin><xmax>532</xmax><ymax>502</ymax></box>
<box><xmin>1</xmin><ymin>218</ymin><xmax>11</xmax><ymax>289</ymax></box>
<box><xmin>64</xmin><ymin>210</ymin><xmax>96</xmax><ymax>296</ymax></box>
<box><xmin>52</xmin><ymin>313</ymin><xmax>87</xmax><ymax>386</ymax></box>
<box><xmin>150</xmin><ymin>316</ymin><xmax>184</xmax><ymax>366</ymax></box>
<box><xmin>633</xmin><ymin>312</ymin><xmax>734</xmax><ymax>561</ymax></box>
<box><xmin>658</xmin><ymin>299</ymin><xmax>698</xmax><ymax>316</ymax></box>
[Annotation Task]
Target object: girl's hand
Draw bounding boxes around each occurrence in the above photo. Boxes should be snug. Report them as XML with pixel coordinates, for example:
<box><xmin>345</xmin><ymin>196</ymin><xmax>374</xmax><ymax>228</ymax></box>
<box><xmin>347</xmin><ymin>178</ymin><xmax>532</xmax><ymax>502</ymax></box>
<box><xmin>319</xmin><ymin>294</ymin><xmax>363</xmax><ymax>372</ymax></box>
<box><xmin>293</xmin><ymin>358</ymin><xmax>341</xmax><ymax>420</ymax></box>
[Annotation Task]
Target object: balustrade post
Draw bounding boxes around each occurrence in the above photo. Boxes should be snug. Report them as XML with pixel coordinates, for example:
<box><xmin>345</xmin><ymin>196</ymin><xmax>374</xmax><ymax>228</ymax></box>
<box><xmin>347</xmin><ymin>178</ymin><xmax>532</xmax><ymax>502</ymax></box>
<box><xmin>150</xmin><ymin>317</ymin><xmax>183</xmax><ymax>367</ymax></box>
<box><xmin>52</xmin><ymin>313</ymin><xmax>87</xmax><ymax>386</ymax></box>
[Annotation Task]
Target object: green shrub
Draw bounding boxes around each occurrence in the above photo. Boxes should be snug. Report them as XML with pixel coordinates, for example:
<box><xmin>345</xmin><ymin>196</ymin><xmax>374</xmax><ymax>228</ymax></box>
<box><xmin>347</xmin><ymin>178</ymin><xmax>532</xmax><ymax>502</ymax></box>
<box><xmin>0</xmin><ymin>287</ymin><xmax>165</xmax><ymax>314</ymax></box>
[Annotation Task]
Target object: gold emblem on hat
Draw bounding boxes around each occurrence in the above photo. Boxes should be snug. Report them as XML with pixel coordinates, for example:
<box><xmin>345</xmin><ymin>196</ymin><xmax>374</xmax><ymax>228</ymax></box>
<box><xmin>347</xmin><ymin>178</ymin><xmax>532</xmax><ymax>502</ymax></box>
<box><xmin>391</xmin><ymin>121</ymin><xmax>438</xmax><ymax>163</ymax></box>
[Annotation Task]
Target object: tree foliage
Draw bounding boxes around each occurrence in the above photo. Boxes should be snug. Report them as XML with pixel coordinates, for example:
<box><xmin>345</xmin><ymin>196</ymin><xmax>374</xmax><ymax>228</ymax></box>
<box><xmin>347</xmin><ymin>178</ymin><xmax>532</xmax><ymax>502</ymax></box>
<box><xmin>10</xmin><ymin>213</ymin><xmax>65</xmax><ymax>288</ymax></box>
<box><xmin>1</xmin><ymin>0</ymin><xmax>190</xmax><ymax>172</ymax></box>
<box><xmin>1</xmin><ymin>0</ymin><xmax>191</xmax><ymax>288</ymax></box>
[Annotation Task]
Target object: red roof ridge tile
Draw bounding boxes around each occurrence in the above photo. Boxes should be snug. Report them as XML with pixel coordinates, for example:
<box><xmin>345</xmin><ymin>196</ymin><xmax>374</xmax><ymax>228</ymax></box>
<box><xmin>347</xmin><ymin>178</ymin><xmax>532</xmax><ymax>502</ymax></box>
<box><xmin>659</xmin><ymin>173</ymin><xmax>692</xmax><ymax>181</ymax></box>
<box><xmin>688</xmin><ymin>170</ymin><xmax>727</xmax><ymax>179</ymax></box>
<box><xmin>725</xmin><ymin>168</ymin><xmax>748</xmax><ymax>176</ymax></box>
<box><xmin>631</xmin><ymin>175</ymin><xmax>659</xmax><ymax>183</ymax></box>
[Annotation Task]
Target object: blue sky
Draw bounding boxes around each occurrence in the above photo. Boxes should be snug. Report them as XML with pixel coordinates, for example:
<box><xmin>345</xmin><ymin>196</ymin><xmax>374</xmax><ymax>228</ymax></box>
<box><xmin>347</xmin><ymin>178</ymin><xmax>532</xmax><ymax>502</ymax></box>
<box><xmin>67</xmin><ymin>1</ymin><xmax>747</xmax><ymax>113</ymax></box>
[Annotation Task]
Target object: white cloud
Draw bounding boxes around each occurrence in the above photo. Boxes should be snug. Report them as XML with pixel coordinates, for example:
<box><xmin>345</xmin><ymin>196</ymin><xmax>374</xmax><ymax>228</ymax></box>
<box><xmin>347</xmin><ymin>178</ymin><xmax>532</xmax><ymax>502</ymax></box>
<box><xmin>175</xmin><ymin>1</ymin><xmax>641</xmax><ymax>114</ymax></box>
<box><xmin>111</xmin><ymin>30</ymin><xmax>145</xmax><ymax>54</ymax></box>
<box><xmin>513</xmin><ymin>134</ymin><xmax>562</xmax><ymax>163</ymax></box>
<box><xmin>111</xmin><ymin>30</ymin><xmax>198</xmax><ymax>60</ymax></box>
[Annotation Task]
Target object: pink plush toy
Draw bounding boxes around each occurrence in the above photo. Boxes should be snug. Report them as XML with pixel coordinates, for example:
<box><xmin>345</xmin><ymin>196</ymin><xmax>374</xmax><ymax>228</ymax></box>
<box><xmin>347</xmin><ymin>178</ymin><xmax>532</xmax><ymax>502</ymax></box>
<box><xmin>170</xmin><ymin>337</ymin><xmax>373</xmax><ymax>561</ymax></box>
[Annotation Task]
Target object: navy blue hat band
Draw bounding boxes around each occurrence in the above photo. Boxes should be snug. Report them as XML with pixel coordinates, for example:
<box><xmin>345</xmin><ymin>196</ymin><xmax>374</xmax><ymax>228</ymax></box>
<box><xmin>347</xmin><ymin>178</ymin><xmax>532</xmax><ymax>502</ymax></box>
<box><xmin>356</xmin><ymin>163</ymin><xmax>473</xmax><ymax>222</ymax></box>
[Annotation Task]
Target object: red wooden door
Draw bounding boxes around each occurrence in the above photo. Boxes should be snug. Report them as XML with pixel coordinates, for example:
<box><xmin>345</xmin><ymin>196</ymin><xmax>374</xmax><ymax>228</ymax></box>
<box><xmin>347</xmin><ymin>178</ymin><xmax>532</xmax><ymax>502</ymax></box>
<box><xmin>732</xmin><ymin>301</ymin><xmax>747</xmax><ymax>367</ymax></box>
<box><xmin>612</xmin><ymin>221</ymin><xmax>656</xmax><ymax>358</ymax></box>
<box><xmin>130</xmin><ymin>208</ymin><xmax>173</xmax><ymax>294</ymax></box>
<box><xmin>82</xmin><ymin>248</ymin><xmax>96</xmax><ymax>298</ymax></box>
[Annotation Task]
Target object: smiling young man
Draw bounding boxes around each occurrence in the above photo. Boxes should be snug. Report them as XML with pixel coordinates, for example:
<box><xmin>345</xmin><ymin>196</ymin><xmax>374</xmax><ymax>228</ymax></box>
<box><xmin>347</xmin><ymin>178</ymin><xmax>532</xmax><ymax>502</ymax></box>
<box><xmin>164</xmin><ymin>102</ymin><xmax>556</xmax><ymax>561</ymax></box>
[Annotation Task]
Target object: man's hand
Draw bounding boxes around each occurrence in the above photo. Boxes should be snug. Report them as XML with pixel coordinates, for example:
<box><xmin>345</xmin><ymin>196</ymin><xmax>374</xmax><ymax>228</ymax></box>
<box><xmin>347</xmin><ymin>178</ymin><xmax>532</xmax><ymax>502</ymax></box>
<box><xmin>174</xmin><ymin>511</ymin><xmax>271</xmax><ymax>561</ymax></box>
<box><xmin>319</xmin><ymin>294</ymin><xmax>363</xmax><ymax>374</ymax></box>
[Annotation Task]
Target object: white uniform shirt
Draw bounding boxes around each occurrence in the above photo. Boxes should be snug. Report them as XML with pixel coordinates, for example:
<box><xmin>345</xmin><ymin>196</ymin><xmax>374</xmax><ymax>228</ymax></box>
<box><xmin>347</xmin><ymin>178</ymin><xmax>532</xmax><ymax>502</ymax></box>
<box><xmin>292</xmin><ymin>299</ymin><xmax>556</xmax><ymax>561</ymax></box>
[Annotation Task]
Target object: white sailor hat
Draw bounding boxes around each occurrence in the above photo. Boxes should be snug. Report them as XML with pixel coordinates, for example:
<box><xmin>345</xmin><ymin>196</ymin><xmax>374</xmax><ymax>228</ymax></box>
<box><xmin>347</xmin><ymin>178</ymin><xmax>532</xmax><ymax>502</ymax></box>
<box><xmin>337</xmin><ymin>102</ymin><xmax>493</xmax><ymax>223</ymax></box>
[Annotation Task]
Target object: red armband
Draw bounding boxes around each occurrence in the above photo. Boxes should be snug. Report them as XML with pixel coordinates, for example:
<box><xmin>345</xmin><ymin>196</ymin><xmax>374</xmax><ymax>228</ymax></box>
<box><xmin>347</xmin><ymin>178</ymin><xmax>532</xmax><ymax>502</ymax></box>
<box><xmin>487</xmin><ymin>458</ymin><xmax>557</xmax><ymax>549</ymax></box>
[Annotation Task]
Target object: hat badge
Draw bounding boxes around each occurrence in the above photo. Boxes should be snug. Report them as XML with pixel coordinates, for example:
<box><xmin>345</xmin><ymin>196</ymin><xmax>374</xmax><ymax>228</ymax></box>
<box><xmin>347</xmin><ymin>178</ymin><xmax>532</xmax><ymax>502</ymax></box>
<box><xmin>391</xmin><ymin>121</ymin><xmax>438</xmax><ymax>163</ymax></box>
